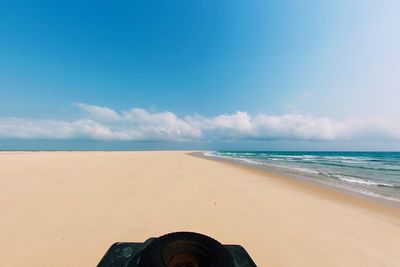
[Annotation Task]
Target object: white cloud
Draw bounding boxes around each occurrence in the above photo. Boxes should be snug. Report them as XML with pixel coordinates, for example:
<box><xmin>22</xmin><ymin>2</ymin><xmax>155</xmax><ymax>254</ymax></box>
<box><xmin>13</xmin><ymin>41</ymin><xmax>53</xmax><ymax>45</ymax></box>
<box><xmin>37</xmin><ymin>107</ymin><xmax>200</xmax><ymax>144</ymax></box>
<box><xmin>75</xmin><ymin>103</ymin><xmax>120</xmax><ymax>121</ymax></box>
<box><xmin>0</xmin><ymin>104</ymin><xmax>399</xmax><ymax>142</ymax></box>
<box><xmin>0</xmin><ymin>118</ymin><xmax>75</xmax><ymax>139</ymax></box>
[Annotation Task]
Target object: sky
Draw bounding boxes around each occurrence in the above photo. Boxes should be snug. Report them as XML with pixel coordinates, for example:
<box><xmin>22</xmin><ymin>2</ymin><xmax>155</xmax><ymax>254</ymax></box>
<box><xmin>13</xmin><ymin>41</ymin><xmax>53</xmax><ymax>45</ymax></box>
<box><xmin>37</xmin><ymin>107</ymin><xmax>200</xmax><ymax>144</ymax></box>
<box><xmin>0</xmin><ymin>0</ymin><xmax>399</xmax><ymax>150</ymax></box>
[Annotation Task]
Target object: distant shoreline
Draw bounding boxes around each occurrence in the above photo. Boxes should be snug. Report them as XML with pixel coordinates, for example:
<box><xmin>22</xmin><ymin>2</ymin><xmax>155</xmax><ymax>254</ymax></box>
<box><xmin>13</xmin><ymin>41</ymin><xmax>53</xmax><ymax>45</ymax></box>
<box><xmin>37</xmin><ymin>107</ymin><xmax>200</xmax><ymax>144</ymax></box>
<box><xmin>1</xmin><ymin>149</ymin><xmax>400</xmax><ymax>152</ymax></box>
<box><xmin>193</xmin><ymin>151</ymin><xmax>400</xmax><ymax>210</ymax></box>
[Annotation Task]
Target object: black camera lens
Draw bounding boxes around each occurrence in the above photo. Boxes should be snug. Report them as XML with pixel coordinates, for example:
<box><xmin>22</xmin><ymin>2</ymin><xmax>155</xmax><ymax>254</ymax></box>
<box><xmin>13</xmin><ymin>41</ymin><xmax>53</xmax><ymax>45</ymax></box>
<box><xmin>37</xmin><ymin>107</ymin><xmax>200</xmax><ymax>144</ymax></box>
<box><xmin>162</xmin><ymin>240</ymin><xmax>210</xmax><ymax>267</ymax></box>
<box><xmin>138</xmin><ymin>232</ymin><xmax>234</xmax><ymax>267</ymax></box>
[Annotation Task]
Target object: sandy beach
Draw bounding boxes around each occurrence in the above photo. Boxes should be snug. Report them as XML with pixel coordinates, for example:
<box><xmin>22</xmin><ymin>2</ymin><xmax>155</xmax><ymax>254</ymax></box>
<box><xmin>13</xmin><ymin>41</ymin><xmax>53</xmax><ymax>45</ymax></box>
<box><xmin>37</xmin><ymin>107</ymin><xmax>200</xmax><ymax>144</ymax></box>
<box><xmin>1</xmin><ymin>151</ymin><xmax>399</xmax><ymax>267</ymax></box>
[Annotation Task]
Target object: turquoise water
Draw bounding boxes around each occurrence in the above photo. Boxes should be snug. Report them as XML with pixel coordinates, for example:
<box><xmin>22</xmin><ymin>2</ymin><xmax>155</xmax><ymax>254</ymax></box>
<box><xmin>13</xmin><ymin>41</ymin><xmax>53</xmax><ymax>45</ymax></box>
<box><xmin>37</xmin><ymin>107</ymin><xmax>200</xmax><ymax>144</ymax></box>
<box><xmin>204</xmin><ymin>151</ymin><xmax>400</xmax><ymax>202</ymax></box>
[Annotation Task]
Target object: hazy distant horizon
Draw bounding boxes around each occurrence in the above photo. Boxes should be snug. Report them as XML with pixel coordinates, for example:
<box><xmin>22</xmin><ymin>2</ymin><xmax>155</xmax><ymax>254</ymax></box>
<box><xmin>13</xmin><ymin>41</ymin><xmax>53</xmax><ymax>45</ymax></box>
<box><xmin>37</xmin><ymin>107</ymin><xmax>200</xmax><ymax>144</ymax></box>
<box><xmin>1</xmin><ymin>139</ymin><xmax>399</xmax><ymax>152</ymax></box>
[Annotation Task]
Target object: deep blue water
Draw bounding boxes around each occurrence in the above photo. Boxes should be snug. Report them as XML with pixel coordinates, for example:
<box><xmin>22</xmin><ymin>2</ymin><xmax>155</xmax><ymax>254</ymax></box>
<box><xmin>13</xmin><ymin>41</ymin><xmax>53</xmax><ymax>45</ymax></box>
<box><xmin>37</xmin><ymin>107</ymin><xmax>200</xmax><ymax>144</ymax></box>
<box><xmin>204</xmin><ymin>151</ymin><xmax>400</xmax><ymax>202</ymax></box>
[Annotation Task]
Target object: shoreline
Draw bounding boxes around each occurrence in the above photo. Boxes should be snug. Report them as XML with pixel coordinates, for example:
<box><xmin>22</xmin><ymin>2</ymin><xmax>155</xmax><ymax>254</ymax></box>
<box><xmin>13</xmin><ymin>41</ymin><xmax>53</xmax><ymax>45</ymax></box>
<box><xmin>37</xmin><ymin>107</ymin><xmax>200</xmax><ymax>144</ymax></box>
<box><xmin>192</xmin><ymin>151</ymin><xmax>400</xmax><ymax>218</ymax></box>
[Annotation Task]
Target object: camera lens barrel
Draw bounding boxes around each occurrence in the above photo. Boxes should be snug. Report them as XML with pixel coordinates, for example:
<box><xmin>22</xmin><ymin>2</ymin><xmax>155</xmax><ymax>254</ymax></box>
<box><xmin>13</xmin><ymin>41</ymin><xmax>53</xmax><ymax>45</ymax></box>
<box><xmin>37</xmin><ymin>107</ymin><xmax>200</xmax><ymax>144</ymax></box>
<box><xmin>137</xmin><ymin>232</ymin><xmax>234</xmax><ymax>267</ymax></box>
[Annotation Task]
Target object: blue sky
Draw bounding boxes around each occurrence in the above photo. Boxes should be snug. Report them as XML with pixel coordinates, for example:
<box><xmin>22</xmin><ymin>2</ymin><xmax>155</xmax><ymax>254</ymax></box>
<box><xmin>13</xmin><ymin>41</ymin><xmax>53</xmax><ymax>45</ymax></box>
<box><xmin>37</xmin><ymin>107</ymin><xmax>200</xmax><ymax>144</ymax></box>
<box><xmin>0</xmin><ymin>0</ymin><xmax>399</xmax><ymax>150</ymax></box>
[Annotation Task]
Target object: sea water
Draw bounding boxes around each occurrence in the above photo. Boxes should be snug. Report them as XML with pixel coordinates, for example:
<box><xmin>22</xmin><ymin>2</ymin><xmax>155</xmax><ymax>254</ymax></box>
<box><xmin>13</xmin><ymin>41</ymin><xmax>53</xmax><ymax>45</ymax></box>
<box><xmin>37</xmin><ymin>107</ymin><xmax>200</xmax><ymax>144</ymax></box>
<box><xmin>204</xmin><ymin>151</ymin><xmax>400</xmax><ymax>203</ymax></box>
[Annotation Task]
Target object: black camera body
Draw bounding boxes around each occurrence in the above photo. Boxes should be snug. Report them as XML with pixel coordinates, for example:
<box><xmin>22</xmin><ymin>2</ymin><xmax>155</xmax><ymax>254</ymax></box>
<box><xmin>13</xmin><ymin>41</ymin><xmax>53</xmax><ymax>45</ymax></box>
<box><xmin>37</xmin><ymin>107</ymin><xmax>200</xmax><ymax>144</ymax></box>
<box><xmin>98</xmin><ymin>232</ymin><xmax>256</xmax><ymax>267</ymax></box>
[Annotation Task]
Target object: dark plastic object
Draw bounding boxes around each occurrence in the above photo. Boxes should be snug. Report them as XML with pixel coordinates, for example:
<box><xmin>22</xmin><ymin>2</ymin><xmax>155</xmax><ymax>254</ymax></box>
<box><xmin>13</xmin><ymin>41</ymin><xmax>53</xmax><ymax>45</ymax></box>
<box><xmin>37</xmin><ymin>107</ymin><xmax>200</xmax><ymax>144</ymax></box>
<box><xmin>98</xmin><ymin>232</ymin><xmax>257</xmax><ymax>267</ymax></box>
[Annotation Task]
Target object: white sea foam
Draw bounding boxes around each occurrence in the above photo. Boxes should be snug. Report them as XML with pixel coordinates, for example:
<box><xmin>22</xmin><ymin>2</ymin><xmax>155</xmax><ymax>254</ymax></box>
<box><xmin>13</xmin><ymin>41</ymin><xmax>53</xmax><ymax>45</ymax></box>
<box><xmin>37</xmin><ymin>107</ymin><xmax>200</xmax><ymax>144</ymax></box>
<box><xmin>270</xmin><ymin>155</ymin><xmax>316</xmax><ymax>159</ymax></box>
<box><xmin>259</xmin><ymin>162</ymin><xmax>320</xmax><ymax>175</ymax></box>
<box><xmin>335</xmin><ymin>176</ymin><xmax>394</xmax><ymax>187</ymax></box>
<box><xmin>349</xmin><ymin>188</ymin><xmax>400</xmax><ymax>202</ymax></box>
<box><xmin>291</xmin><ymin>167</ymin><xmax>320</xmax><ymax>175</ymax></box>
<box><xmin>233</xmin><ymin>157</ymin><xmax>264</xmax><ymax>165</ymax></box>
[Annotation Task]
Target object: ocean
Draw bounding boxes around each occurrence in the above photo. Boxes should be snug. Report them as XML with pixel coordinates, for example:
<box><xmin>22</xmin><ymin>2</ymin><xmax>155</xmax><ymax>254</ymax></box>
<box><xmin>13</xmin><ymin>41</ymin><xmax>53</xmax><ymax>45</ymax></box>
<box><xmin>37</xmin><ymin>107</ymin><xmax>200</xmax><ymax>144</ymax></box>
<box><xmin>203</xmin><ymin>151</ymin><xmax>400</xmax><ymax>203</ymax></box>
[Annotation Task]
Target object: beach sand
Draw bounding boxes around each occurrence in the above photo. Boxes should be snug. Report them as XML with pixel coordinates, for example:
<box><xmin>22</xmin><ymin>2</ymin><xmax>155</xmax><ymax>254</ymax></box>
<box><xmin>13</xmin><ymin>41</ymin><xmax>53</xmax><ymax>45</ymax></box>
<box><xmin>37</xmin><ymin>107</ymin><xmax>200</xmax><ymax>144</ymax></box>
<box><xmin>1</xmin><ymin>151</ymin><xmax>399</xmax><ymax>266</ymax></box>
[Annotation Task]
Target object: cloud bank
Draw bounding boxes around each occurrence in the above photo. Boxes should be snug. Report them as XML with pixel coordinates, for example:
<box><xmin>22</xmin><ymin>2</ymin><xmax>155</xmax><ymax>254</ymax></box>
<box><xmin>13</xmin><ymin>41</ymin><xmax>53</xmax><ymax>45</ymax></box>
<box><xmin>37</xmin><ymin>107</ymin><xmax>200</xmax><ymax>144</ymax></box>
<box><xmin>0</xmin><ymin>103</ymin><xmax>399</xmax><ymax>142</ymax></box>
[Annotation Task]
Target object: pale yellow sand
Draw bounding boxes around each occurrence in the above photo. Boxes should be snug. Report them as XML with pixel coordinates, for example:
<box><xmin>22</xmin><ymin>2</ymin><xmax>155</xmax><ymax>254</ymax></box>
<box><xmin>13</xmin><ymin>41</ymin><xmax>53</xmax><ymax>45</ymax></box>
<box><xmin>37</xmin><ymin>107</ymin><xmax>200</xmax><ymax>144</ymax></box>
<box><xmin>1</xmin><ymin>151</ymin><xmax>399</xmax><ymax>267</ymax></box>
